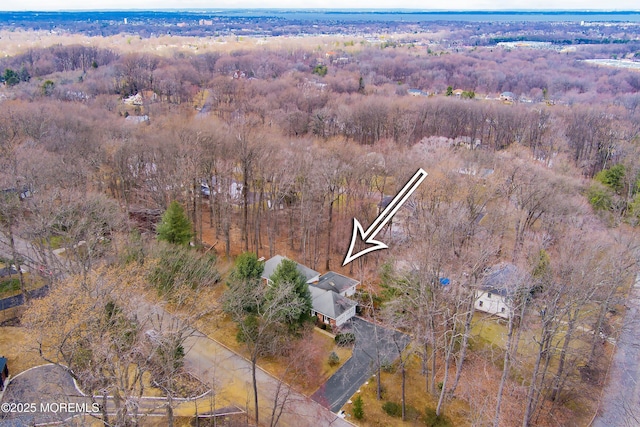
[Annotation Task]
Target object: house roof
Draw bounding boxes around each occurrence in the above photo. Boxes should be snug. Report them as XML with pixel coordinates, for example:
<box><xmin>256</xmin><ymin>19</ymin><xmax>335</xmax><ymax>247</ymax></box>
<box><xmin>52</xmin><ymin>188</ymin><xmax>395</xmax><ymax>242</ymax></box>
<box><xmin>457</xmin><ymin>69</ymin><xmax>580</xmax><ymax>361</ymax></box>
<box><xmin>261</xmin><ymin>255</ymin><xmax>320</xmax><ymax>284</ymax></box>
<box><xmin>0</xmin><ymin>356</ymin><xmax>7</xmax><ymax>372</ymax></box>
<box><xmin>315</xmin><ymin>272</ymin><xmax>359</xmax><ymax>294</ymax></box>
<box><xmin>481</xmin><ymin>263</ymin><xmax>519</xmax><ymax>296</ymax></box>
<box><xmin>309</xmin><ymin>287</ymin><xmax>357</xmax><ymax>320</ymax></box>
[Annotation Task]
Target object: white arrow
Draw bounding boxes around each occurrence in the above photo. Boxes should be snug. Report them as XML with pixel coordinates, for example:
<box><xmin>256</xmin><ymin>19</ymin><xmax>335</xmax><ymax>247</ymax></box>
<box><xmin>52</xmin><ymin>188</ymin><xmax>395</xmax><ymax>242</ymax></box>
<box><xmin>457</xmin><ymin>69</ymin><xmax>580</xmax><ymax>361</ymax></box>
<box><xmin>343</xmin><ymin>168</ymin><xmax>428</xmax><ymax>266</ymax></box>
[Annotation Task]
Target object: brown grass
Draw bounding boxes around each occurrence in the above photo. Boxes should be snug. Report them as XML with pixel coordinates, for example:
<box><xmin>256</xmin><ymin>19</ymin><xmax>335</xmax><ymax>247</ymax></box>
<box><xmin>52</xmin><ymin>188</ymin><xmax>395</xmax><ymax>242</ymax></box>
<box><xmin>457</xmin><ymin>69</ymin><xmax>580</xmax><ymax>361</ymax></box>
<box><xmin>0</xmin><ymin>326</ymin><xmax>42</xmax><ymax>375</ymax></box>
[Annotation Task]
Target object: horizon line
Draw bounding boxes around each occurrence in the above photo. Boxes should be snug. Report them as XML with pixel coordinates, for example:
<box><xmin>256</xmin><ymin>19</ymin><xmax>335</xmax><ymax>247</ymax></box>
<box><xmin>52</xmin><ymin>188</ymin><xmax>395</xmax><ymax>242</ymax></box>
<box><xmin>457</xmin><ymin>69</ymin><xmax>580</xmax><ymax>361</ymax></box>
<box><xmin>2</xmin><ymin>8</ymin><xmax>640</xmax><ymax>12</ymax></box>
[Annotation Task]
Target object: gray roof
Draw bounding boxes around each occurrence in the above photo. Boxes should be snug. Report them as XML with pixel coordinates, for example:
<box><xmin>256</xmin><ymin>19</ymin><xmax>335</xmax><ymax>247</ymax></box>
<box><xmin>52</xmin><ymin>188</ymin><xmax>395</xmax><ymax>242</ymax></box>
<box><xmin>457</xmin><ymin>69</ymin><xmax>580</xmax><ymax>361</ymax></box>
<box><xmin>261</xmin><ymin>255</ymin><xmax>320</xmax><ymax>284</ymax></box>
<box><xmin>309</xmin><ymin>286</ymin><xmax>357</xmax><ymax>320</ymax></box>
<box><xmin>315</xmin><ymin>272</ymin><xmax>359</xmax><ymax>294</ymax></box>
<box><xmin>481</xmin><ymin>263</ymin><xmax>519</xmax><ymax>296</ymax></box>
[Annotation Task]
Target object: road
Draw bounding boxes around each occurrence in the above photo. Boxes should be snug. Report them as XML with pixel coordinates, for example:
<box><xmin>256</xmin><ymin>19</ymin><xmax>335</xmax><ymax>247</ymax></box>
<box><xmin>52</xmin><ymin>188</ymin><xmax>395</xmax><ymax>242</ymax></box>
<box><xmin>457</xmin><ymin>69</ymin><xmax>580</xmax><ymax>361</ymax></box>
<box><xmin>143</xmin><ymin>304</ymin><xmax>354</xmax><ymax>427</ymax></box>
<box><xmin>592</xmin><ymin>274</ymin><xmax>640</xmax><ymax>427</ymax></box>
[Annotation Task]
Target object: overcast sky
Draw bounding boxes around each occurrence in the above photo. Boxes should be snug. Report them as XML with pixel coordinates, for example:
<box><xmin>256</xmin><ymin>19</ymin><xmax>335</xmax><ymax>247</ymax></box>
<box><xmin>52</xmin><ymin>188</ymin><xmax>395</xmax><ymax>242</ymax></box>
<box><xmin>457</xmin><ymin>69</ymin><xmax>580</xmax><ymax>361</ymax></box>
<box><xmin>2</xmin><ymin>1</ymin><xmax>639</xmax><ymax>11</ymax></box>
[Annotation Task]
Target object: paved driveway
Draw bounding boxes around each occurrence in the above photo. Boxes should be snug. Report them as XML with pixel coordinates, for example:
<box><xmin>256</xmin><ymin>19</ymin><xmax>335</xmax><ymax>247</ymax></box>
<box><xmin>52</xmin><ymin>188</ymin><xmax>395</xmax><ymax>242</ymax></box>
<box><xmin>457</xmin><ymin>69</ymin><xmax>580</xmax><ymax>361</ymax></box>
<box><xmin>311</xmin><ymin>317</ymin><xmax>410</xmax><ymax>413</ymax></box>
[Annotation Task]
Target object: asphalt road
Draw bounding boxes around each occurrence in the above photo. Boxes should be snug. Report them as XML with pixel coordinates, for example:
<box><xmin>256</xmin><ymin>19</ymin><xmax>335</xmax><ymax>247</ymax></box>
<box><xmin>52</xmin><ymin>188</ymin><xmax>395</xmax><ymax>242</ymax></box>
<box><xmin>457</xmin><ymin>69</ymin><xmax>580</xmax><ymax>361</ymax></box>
<box><xmin>592</xmin><ymin>274</ymin><xmax>640</xmax><ymax>427</ymax></box>
<box><xmin>311</xmin><ymin>317</ymin><xmax>410</xmax><ymax>413</ymax></box>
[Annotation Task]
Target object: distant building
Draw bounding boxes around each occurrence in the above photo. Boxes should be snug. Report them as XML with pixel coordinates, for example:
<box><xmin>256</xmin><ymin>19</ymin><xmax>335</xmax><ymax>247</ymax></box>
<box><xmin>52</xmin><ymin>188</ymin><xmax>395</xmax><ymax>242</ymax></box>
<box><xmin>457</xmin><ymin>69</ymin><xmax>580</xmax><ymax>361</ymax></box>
<box><xmin>408</xmin><ymin>88</ymin><xmax>428</xmax><ymax>96</ymax></box>
<box><xmin>475</xmin><ymin>263</ymin><xmax>521</xmax><ymax>319</ymax></box>
<box><xmin>500</xmin><ymin>92</ymin><xmax>516</xmax><ymax>103</ymax></box>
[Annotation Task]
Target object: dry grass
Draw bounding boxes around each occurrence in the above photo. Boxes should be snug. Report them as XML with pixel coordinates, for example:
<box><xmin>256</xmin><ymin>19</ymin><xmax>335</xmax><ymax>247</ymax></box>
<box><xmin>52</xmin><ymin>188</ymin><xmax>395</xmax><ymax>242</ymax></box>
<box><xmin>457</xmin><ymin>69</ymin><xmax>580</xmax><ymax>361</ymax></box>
<box><xmin>344</xmin><ymin>355</ymin><xmax>468</xmax><ymax>427</ymax></box>
<box><xmin>0</xmin><ymin>326</ymin><xmax>42</xmax><ymax>375</ymax></box>
<box><xmin>197</xmin><ymin>305</ymin><xmax>352</xmax><ymax>397</ymax></box>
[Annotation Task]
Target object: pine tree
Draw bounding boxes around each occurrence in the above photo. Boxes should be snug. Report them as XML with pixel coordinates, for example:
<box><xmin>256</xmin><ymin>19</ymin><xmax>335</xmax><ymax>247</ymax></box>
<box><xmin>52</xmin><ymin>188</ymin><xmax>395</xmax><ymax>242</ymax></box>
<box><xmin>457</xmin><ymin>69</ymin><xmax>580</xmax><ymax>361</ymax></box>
<box><xmin>268</xmin><ymin>259</ymin><xmax>312</xmax><ymax>325</ymax></box>
<box><xmin>353</xmin><ymin>395</ymin><xmax>364</xmax><ymax>420</ymax></box>
<box><xmin>157</xmin><ymin>201</ymin><xmax>192</xmax><ymax>245</ymax></box>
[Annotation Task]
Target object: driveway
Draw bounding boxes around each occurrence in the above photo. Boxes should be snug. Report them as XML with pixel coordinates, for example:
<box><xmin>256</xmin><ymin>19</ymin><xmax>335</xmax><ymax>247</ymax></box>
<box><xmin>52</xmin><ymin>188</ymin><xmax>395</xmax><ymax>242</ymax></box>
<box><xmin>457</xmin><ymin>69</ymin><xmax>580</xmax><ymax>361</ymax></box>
<box><xmin>0</xmin><ymin>364</ymin><xmax>89</xmax><ymax>426</ymax></box>
<box><xmin>592</xmin><ymin>274</ymin><xmax>640</xmax><ymax>427</ymax></box>
<box><xmin>311</xmin><ymin>317</ymin><xmax>410</xmax><ymax>413</ymax></box>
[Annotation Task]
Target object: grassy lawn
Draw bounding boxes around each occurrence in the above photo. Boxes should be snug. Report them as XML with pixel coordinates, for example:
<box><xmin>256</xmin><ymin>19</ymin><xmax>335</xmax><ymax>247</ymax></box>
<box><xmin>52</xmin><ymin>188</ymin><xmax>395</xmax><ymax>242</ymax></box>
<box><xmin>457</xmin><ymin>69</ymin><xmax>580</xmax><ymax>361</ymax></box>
<box><xmin>344</xmin><ymin>355</ymin><xmax>468</xmax><ymax>427</ymax></box>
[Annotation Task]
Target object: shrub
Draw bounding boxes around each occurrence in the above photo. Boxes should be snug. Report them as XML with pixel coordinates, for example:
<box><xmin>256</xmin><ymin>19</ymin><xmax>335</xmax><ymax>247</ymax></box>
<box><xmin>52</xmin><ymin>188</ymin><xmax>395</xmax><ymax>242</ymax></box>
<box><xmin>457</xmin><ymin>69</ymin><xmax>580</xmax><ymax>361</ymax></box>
<box><xmin>353</xmin><ymin>395</ymin><xmax>364</xmax><ymax>420</ymax></box>
<box><xmin>335</xmin><ymin>332</ymin><xmax>356</xmax><ymax>346</ymax></box>
<box><xmin>381</xmin><ymin>359</ymin><xmax>395</xmax><ymax>373</ymax></box>
<box><xmin>328</xmin><ymin>351</ymin><xmax>340</xmax><ymax>367</ymax></box>
<box><xmin>382</xmin><ymin>401</ymin><xmax>402</xmax><ymax>418</ymax></box>
<box><xmin>424</xmin><ymin>407</ymin><xmax>453</xmax><ymax>427</ymax></box>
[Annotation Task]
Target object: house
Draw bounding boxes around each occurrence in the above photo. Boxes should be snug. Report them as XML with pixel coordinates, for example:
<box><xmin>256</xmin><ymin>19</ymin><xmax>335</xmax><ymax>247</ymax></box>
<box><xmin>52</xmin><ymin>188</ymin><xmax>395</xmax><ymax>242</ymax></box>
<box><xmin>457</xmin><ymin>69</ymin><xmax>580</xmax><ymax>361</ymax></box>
<box><xmin>314</xmin><ymin>271</ymin><xmax>359</xmax><ymax>297</ymax></box>
<box><xmin>262</xmin><ymin>255</ymin><xmax>359</xmax><ymax>327</ymax></box>
<box><xmin>309</xmin><ymin>286</ymin><xmax>357</xmax><ymax>327</ymax></box>
<box><xmin>407</xmin><ymin>88</ymin><xmax>427</xmax><ymax>97</ymax></box>
<box><xmin>474</xmin><ymin>263</ymin><xmax>519</xmax><ymax>319</ymax></box>
<box><xmin>500</xmin><ymin>92</ymin><xmax>516</xmax><ymax>103</ymax></box>
<box><xmin>0</xmin><ymin>356</ymin><xmax>8</xmax><ymax>391</ymax></box>
<box><xmin>201</xmin><ymin>177</ymin><xmax>245</xmax><ymax>204</ymax></box>
<box><xmin>261</xmin><ymin>255</ymin><xmax>320</xmax><ymax>285</ymax></box>
<box><xmin>123</xmin><ymin>93</ymin><xmax>143</xmax><ymax>106</ymax></box>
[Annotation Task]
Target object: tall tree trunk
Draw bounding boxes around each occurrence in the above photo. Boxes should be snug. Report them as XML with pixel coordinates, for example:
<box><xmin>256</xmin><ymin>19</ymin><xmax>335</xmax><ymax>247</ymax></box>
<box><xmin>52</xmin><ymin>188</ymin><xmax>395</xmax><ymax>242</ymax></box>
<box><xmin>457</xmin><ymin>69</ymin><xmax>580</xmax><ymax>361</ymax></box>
<box><xmin>8</xmin><ymin>224</ymin><xmax>27</xmax><ymax>303</ymax></box>
<box><xmin>252</xmin><ymin>354</ymin><xmax>259</xmax><ymax>425</ymax></box>
<box><xmin>436</xmin><ymin>329</ymin><xmax>453</xmax><ymax>416</ymax></box>
<box><xmin>325</xmin><ymin>197</ymin><xmax>334</xmax><ymax>271</ymax></box>
<box><xmin>550</xmin><ymin>309</ymin><xmax>578</xmax><ymax>402</ymax></box>
<box><xmin>494</xmin><ymin>309</ymin><xmax>516</xmax><ymax>427</ymax></box>
<box><xmin>450</xmin><ymin>297</ymin><xmax>475</xmax><ymax>396</ymax></box>
<box><xmin>243</xmin><ymin>164</ymin><xmax>250</xmax><ymax>252</ymax></box>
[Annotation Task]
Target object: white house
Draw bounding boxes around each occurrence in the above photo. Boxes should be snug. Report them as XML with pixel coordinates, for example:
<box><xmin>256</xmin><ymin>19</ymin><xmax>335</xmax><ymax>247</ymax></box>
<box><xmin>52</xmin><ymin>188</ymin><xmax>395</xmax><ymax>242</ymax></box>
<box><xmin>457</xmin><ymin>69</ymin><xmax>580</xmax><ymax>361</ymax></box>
<box><xmin>309</xmin><ymin>286</ymin><xmax>357</xmax><ymax>327</ymax></box>
<box><xmin>474</xmin><ymin>263</ymin><xmax>519</xmax><ymax>319</ymax></box>
<box><xmin>261</xmin><ymin>255</ymin><xmax>358</xmax><ymax>327</ymax></box>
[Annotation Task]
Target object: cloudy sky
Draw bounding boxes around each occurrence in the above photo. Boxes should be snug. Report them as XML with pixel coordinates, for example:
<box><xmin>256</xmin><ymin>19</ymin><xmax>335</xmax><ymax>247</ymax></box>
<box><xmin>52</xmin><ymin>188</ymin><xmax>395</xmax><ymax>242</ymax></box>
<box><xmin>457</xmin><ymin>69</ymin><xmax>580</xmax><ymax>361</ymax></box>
<box><xmin>2</xmin><ymin>1</ymin><xmax>639</xmax><ymax>11</ymax></box>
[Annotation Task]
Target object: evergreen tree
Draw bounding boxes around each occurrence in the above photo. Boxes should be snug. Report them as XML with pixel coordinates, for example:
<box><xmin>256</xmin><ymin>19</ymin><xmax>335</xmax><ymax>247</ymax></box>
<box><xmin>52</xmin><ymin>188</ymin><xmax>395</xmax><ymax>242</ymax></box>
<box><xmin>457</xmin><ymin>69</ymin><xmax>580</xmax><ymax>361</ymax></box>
<box><xmin>268</xmin><ymin>259</ymin><xmax>312</xmax><ymax>325</ymax></box>
<box><xmin>231</xmin><ymin>252</ymin><xmax>264</xmax><ymax>282</ymax></box>
<box><xmin>156</xmin><ymin>201</ymin><xmax>192</xmax><ymax>245</ymax></box>
<box><xmin>353</xmin><ymin>395</ymin><xmax>364</xmax><ymax>420</ymax></box>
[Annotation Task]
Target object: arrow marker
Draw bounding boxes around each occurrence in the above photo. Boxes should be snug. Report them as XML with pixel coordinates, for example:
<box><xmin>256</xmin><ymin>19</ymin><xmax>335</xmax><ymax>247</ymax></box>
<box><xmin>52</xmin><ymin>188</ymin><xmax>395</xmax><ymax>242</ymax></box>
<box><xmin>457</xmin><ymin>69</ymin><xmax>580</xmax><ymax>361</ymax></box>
<box><xmin>343</xmin><ymin>168</ymin><xmax>428</xmax><ymax>266</ymax></box>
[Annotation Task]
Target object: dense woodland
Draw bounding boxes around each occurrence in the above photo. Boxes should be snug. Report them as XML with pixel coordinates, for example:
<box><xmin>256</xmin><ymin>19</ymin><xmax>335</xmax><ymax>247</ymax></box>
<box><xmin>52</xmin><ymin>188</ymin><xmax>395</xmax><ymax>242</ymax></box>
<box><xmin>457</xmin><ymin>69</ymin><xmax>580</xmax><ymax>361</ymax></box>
<box><xmin>1</xmin><ymin>26</ymin><xmax>640</xmax><ymax>427</ymax></box>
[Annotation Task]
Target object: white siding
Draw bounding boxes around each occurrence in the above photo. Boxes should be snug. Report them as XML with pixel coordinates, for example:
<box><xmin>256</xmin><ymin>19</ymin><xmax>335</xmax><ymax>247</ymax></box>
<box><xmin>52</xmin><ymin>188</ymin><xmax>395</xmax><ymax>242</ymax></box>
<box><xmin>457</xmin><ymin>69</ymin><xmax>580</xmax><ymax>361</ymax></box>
<box><xmin>335</xmin><ymin>305</ymin><xmax>356</xmax><ymax>326</ymax></box>
<box><xmin>475</xmin><ymin>290</ymin><xmax>511</xmax><ymax>319</ymax></box>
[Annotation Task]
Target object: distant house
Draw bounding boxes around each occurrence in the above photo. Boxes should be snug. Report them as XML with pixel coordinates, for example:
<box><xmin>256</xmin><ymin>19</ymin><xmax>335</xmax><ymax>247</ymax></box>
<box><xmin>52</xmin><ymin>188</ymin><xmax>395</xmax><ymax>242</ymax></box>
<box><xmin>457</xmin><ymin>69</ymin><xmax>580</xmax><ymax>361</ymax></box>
<box><xmin>500</xmin><ymin>92</ymin><xmax>516</xmax><ymax>102</ymax></box>
<box><xmin>474</xmin><ymin>263</ymin><xmax>520</xmax><ymax>319</ymax></box>
<box><xmin>407</xmin><ymin>88</ymin><xmax>427</xmax><ymax>97</ymax></box>
<box><xmin>0</xmin><ymin>356</ymin><xmax>8</xmax><ymax>391</ymax></box>
<box><xmin>123</xmin><ymin>93</ymin><xmax>143</xmax><ymax>106</ymax></box>
<box><xmin>261</xmin><ymin>255</ymin><xmax>320</xmax><ymax>285</ymax></box>
<box><xmin>125</xmin><ymin>115</ymin><xmax>149</xmax><ymax>124</ymax></box>
<box><xmin>309</xmin><ymin>286</ymin><xmax>357</xmax><ymax>327</ymax></box>
<box><xmin>201</xmin><ymin>177</ymin><xmax>245</xmax><ymax>204</ymax></box>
